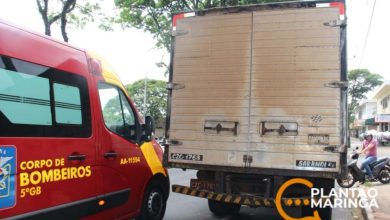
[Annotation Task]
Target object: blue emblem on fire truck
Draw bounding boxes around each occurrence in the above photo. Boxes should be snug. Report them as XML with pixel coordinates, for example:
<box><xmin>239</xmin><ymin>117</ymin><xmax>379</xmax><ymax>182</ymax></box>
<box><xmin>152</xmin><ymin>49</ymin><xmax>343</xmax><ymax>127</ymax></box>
<box><xmin>0</xmin><ymin>146</ymin><xmax>16</xmax><ymax>209</ymax></box>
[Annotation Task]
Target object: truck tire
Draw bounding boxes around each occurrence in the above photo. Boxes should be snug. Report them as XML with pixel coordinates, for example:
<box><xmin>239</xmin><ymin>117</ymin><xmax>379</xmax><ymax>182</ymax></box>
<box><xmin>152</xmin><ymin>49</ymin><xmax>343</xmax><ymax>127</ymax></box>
<box><xmin>208</xmin><ymin>200</ymin><xmax>241</xmax><ymax>217</ymax></box>
<box><xmin>137</xmin><ymin>181</ymin><xmax>167</xmax><ymax>220</ymax></box>
<box><xmin>337</xmin><ymin>168</ymin><xmax>356</xmax><ymax>188</ymax></box>
<box><xmin>317</xmin><ymin>179</ymin><xmax>333</xmax><ymax>220</ymax></box>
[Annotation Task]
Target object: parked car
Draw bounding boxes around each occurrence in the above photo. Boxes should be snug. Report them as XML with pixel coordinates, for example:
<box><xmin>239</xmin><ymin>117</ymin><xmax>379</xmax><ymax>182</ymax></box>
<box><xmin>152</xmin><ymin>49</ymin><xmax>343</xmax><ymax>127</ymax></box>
<box><xmin>377</xmin><ymin>132</ymin><xmax>390</xmax><ymax>145</ymax></box>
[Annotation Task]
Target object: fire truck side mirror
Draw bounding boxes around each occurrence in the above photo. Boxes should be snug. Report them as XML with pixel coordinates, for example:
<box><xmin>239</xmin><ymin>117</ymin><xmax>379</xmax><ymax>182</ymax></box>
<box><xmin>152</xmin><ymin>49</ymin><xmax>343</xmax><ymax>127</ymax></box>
<box><xmin>142</xmin><ymin>116</ymin><xmax>155</xmax><ymax>142</ymax></box>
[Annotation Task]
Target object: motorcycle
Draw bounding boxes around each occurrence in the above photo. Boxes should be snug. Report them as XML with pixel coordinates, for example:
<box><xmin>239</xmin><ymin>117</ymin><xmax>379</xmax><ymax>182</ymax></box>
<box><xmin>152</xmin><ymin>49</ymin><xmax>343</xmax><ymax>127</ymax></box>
<box><xmin>337</xmin><ymin>147</ymin><xmax>390</xmax><ymax>188</ymax></box>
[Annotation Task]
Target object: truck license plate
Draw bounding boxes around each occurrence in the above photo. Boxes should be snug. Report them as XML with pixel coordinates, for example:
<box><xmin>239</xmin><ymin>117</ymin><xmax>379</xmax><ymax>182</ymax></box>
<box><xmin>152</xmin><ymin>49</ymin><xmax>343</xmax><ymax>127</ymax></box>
<box><xmin>170</xmin><ymin>153</ymin><xmax>203</xmax><ymax>161</ymax></box>
<box><xmin>190</xmin><ymin>179</ymin><xmax>216</xmax><ymax>191</ymax></box>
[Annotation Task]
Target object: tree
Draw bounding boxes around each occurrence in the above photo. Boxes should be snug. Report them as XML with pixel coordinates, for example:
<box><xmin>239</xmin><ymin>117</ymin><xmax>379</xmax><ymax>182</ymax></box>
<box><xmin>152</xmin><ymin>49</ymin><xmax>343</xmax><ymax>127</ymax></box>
<box><xmin>348</xmin><ymin>69</ymin><xmax>383</xmax><ymax>123</ymax></box>
<box><xmin>102</xmin><ymin>95</ymin><xmax>123</xmax><ymax>126</ymax></box>
<box><xmin>115</xmin><ymin>0</ymin><xmax>285</xmax><ymax>52</ymax></box>
<box><xmin>126</xmin><ymin>79</ymin><xmax>167</xmax><ymax>127</ymax></box>
<box><xmin>36</xmin><ymin>0</ymin><xmax>104</xmax><ymax>42</ymax></box>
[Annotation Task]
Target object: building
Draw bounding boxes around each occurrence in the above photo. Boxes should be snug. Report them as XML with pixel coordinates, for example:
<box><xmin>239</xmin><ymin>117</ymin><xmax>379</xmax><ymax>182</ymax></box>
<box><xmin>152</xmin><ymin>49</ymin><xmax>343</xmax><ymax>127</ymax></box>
<box><xmin>353</xmin><ymin>100</ymin><xmax>377</xmax><ymax>137</ymax></box>
<box><xmin>373</xmin><ymin>81</ymin><xmax>390</xmax><ymax>132</ymax></box>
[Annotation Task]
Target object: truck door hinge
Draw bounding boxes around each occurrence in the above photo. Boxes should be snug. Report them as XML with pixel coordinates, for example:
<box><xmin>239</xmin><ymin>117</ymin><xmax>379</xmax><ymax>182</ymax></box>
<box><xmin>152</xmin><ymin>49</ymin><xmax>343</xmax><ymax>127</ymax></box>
<box><xmin>167</xmin><ymin>83</ymin><xmax>185</xmax><ymax>90</ymax></box>
<box><xmin>167</xmin><ymin>139</ymin><xmax>183</xmax><ymax>146</ymax></box>
<box><xmin>324</xmin><ymin>19</ymin><xmax>346</xmax><ymax>27</ymax></box>
<box><xmin>324</xmin><ymin>81</ymin><xmax>348</xmax><ymax>89</ymax></box>
<box><xmin>172</xmin><ymin>29</ymin><xmax>189</xmax><ymax>37</ymax></box>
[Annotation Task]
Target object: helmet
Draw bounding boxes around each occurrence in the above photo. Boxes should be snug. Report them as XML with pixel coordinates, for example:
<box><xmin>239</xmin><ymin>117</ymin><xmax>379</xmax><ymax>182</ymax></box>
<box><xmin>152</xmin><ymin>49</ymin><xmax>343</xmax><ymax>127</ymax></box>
<box><xmin>363</xmin><ymin>133</ymin><xmax>373</xmax><ymax>140</ymax></box>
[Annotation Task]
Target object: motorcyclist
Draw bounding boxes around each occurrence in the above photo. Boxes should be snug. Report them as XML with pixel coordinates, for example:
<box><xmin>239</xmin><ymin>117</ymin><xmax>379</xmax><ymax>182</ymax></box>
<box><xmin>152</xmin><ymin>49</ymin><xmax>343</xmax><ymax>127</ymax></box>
<box><xmin>360</xmin><ymin>133</ymin><xmax>378</xmax><ymax>181</ymax></box>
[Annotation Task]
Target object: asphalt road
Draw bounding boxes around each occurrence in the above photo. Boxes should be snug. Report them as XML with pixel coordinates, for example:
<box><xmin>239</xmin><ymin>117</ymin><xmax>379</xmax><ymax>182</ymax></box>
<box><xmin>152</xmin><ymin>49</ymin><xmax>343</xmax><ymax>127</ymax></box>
<box><xmin>164</xmin><ymin>168</ymin><xmax>288</xmax><ymax>220</ymax></box>
<box><xmin>164</xmin><ymin>168</ymin><xmax>364</xmax><ymax>220</ymax></box>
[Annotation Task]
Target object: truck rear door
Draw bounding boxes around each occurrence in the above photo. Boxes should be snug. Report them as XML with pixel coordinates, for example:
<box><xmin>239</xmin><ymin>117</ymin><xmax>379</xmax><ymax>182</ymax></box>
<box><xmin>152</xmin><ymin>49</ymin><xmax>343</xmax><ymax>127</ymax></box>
<box><xmin>169</xmin><ymin>12</ymin><xmax>253</xmax><ymax>168</ymax></box>
<box><xmin>248</xmin><ymin>5</ymin><xmax>346</xmax><ymax>174</ymax></box>
<box><xmin>167</xmin><ymin>2</ymin><xmax>347</xmax><ymax>177</ymax></box>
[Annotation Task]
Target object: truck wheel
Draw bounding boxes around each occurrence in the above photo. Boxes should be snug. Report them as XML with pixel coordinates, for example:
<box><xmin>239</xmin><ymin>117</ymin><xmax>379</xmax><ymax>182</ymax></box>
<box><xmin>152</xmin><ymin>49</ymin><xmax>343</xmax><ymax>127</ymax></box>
<box><xmin>378</xmin><ymin>167</ymin><xmax>390</xmax><ymax>184</ymax></box>
<box><xmin>137</xmin><ymin>181</ymin><xmax>167</xmax><ymax>220</ymax></box>
<box><xmin>318</xmin><ymin>178</ymin><xmax>333</xmax><ymax>220</ymax></box>
<box><xmin>318</xmin><ymin>207</ymin><xmax>332</xmax><ymax>220</ymax></box>
<box><xmin>337</xmin><ymin>168</ymin><xmax>356</xmax><ymax>188</ymax></box>
<box><xmin>208</xmin><ymin>199</ymin><xmax>241</xmax><ymax>217</ymax></box>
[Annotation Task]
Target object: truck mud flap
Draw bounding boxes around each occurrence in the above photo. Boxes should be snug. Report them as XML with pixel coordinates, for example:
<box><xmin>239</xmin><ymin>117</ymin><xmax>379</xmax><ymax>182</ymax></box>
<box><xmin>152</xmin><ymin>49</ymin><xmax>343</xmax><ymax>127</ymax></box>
<box><xmin>172</xmin><ymin>185</ymin><xmax>314</xmax><ymax>208</ymax></box>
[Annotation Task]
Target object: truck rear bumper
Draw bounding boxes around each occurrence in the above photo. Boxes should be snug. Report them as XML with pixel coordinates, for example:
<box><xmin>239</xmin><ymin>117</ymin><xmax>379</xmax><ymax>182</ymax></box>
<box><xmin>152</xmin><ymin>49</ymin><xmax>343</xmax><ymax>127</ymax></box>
<box><xmin>172</xmin><ymin>184</ymin><xmax>314</xmax><ymax>208</ymax></box>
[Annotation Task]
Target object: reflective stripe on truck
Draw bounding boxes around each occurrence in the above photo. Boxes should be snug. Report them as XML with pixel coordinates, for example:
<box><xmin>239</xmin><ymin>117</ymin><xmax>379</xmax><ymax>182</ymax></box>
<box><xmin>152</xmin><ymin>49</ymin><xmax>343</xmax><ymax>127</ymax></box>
<box><xmin>172</xmin><ymin>184</ymin><xmax>322</xmax><ymax>208</ymax></box>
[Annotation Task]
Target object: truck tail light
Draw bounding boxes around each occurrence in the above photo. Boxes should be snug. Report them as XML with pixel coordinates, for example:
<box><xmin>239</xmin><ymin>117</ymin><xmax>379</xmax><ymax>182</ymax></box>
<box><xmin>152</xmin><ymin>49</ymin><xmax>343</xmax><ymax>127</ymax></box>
<box><xmin>172</xmin><ymin>12</ymin><xmax>196</xmax><ymax>30</ymax></box>
<box><xmin>316</xmin><ymin>2</ymin><xmax>345</xmax><ymax>20</ymax></box>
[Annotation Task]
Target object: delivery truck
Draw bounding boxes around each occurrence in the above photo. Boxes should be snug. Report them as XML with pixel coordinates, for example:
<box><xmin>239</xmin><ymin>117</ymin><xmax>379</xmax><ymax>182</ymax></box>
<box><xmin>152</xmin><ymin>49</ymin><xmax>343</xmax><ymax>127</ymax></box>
<box><xmin>164</xmin><ymin>0</ymin><xmax>348</xmax><ymax>219</ymax></box>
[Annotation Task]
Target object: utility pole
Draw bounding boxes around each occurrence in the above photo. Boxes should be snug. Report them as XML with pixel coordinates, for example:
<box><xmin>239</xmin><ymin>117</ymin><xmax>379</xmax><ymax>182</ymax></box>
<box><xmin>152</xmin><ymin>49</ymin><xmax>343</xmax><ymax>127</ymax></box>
<box><xmin>144</xmin><ymin>75</ymin><xmax>147</xmax><ymax>117</ymax></box>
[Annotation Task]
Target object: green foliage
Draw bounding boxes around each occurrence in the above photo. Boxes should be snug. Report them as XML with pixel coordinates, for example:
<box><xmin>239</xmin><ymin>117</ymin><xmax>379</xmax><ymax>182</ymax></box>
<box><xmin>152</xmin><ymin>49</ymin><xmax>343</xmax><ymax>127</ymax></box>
<box><xmin>126</xmin><ymin>79</ymin><xmax>167</xmax><ymax>127</ymax></box>
<box><xmin>102</xmin><ymin>95</ymin><xmax>123</xmax><ymax>126</ymax></box>
<box><xmin>68</xmin><ymin>1</ymin><xmax>102</xmax><ymax>29</ymax></box>
<box><xmin>115</xmin><ymin>0</ymin><xmax>285</xmax><ymax>52</ymax></box>
<box><xmin>348</xmin><ymin>69</ymin><xmax>383</xmax><ymax>122</ymax></box>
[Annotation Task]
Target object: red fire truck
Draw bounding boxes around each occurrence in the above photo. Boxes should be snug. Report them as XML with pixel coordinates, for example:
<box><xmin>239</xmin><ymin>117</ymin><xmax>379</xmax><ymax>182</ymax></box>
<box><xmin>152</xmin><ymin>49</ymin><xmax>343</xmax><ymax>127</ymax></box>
<box><xmin>0</xmin><ymin>19</ymin><xmax>169</xmax><ymax>219</ymax></box>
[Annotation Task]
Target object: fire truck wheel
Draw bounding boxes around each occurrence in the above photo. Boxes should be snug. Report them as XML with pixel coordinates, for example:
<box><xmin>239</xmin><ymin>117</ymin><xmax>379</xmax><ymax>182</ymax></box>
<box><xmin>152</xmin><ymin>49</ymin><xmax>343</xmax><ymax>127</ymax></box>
<box><xmin>208</xmin><ymin>199</ymin><xmax>241</xmax><ymax>217</ymax></box>
<box><xmin>137</xmin><ymin>181</ymin><xmax>167</xmax><ymax>220</ymax></box>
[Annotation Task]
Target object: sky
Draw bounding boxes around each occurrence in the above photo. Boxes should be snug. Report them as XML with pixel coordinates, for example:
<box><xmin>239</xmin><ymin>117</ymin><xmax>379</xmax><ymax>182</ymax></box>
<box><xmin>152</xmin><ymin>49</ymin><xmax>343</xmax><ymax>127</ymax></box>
<box><xmin>0</xmin><ymin>0</ymin><xmax>389</xmax><ymax>87</ymax></box>
<box><xmin>346</xmin><ymin>0</ymin><xmax>390</xmax><ymax>81</ymax></box>
<box><xmin>0</xmin><ymin>0</ymin><xmax>168</xmax><ymax>85</ymax></box>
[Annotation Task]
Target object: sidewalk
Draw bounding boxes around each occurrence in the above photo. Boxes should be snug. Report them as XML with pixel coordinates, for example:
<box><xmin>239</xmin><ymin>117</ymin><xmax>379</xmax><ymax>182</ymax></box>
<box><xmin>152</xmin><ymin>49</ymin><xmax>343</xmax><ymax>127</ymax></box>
<box><xmin>361</xmin><ymin>183</ymin><xmax>390</xmax><ymax>220</ymax></box>
<box><xmin>351</xmin><ymin>138</ymin><xmax>390</xmax><ymax>220</ymax></box>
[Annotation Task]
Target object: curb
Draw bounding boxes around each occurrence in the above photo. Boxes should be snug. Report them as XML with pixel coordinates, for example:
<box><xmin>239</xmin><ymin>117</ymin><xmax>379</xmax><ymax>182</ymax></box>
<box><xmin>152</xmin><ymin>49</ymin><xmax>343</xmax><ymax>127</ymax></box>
<box><xmin>359</xmin><ymin>185</ymin><xmax>375</xmax><ymax>220</ymax></box>
<box><xmin>361</xmin><ymin>205</ymin><xmax>374</xmax><ymax>220</ymax></box>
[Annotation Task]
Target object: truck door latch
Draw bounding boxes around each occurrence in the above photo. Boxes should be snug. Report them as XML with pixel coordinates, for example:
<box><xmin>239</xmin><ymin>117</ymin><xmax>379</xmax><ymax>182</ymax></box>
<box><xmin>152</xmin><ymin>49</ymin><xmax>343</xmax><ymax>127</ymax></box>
<box><xmin>324</xmin><ymin>81</ymin><xmax>348</xmax><ymax>88</ymax></box>
<box><xmin>261</xmin><ymin>121</ymin><xmax>298</xmax><ymax>136</ymax></box>
<box><xmin>172</xmin><ymin>29</ymin><xmax>189</xmax><ymax>37</ymax></box>
<box><xmin>204</xmin><ymin>121</ymin><xmax>239</xmax><ymax>136</ymax></box>
<box><xmin>324</xmin><ymin>19</ymin><xmax>346</xmax><ymax>27</ymax></box>
<box><xmin>243</xmin><ymin>154</ymin><xmax>253</xmax><ymax>167</ymax></box>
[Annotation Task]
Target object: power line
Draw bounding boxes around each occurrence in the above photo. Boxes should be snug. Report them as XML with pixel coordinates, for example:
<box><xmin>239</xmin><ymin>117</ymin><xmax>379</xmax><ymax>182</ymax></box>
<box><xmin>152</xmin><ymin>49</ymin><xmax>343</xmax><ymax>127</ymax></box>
<box><xmin>359</xmin><ymin>0</ymin><xmax>377</xmax><ymax>68</ymax></box>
